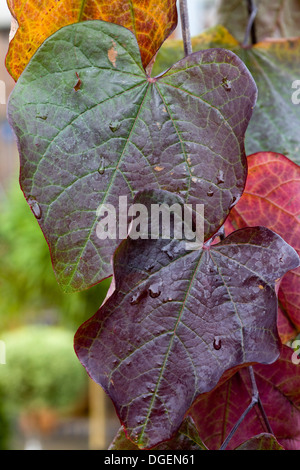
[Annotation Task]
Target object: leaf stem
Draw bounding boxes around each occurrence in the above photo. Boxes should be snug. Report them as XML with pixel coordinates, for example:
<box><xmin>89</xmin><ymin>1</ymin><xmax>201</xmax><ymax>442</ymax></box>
<box><xmin>179</xmin><ymin>0</ymin><xmax>192</xmax><ymax>57</ymax></box>
<box><xmin>219</xmin><ymin>366</ymin><xmax>273</xmax><ymax>450</ymax></box>
<box><xmin>243</xmin><ymin>0</ymin><xmax>258</xmax><ymax>46</ymax></box>
<box><xmin>249</xmin><ymin>366</ymin><xmax>273</xmax><ymax>434</ymax></box>
<box><xmin>219</xmin><ymin>396</ymin><xmax>257</xmax><ymax>450</ymax></box>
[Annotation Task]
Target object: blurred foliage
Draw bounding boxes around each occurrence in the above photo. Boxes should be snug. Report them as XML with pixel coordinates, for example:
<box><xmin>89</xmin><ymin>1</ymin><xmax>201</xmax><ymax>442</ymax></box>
<box><xmin>0</xmin><ymin>325</ymin><xmax>87</xmax><ymax>413</ymax></box>
<box><xmin>0</xmin><ymin>386</ymin><xmax>10</xmax><ymax>450</ymax></box>
<box><xmin>0</xmin><ymin>181</ymin><xmax>111</xmax><ymax>332</ymax></box>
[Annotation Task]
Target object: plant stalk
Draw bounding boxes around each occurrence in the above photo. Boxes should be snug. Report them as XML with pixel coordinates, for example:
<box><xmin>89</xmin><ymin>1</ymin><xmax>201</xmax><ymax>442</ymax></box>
<box><xmin>219</xmin><ymin>366</ymin><xmax>273</xmax><ymax>450</ymax></box>
<box><xmin>179</xmin><ymin>0</ymin><xmax>192</xmax><ymax>57</ymax></box>
<box><xmin>249</xmin><ymin>366</ymin><xmax>273</xmax><ymax>434</ymax></box>
<box><xmin>243</xmin><ymin>0</ymin><xmax>258</xmax><ymax>46</ymax></box>
<box><xmin>219</xmin><ymin>396</ymin><xmax>258</xmax><ymax>450</ymax></box>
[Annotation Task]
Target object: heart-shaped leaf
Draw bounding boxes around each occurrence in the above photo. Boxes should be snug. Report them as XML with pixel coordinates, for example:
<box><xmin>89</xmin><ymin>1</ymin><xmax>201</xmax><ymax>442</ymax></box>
<box><xmin>109</xmin><ymin>416</ymin><xmax>207</xmax><ymax>450</ymax></box>
<box><xmin>189</xmin><ymin>345</ymin><xmax>300</xmax><ymax>450</ymax></box>
<box><xmin>8</xmin><ymin>20</ymin><xmax>257</xmax><ymax>293</ymax></box>
<box><xmin>225</xmin><ymin>152</ymin><xmax>300</xmax><ymax>343</ymax></box>
<box><xmin>153</xmin><ymin>25</ymin><xmax>300</xmax><ymax>165</ymax></box>
<box><xmin>6</xmin><ymin>0</ymin><xmax>178</xmax><ymax>79</ymax></box>
<box><xmin>74</xmin><ymin>189</ymin><xmax>299</xmax><ymax>449</ymax></box>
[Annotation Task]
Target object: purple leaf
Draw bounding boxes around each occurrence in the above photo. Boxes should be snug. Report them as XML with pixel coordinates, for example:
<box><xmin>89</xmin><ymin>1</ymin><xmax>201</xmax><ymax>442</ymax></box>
<box><xmin>74</xmin><ymin>189</ymin><xmax>299</xmax><ymax>449</ymax></box>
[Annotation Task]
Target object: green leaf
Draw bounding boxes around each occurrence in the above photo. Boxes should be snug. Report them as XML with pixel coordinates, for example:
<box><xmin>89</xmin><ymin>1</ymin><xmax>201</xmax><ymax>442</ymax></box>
<box><xmin>153</xmin><ymin>25</ymin><xmax>300</xmax><ymax>165</ymax></box>
<box><xmin>216</xmin><ymin>0</ymin><xmax>300</xmax><ymax>44</ymax></box>
<box><xmin>8</xmin><ymin>21</ymin><xmax>256</xmax><ymax>293</ymax></box>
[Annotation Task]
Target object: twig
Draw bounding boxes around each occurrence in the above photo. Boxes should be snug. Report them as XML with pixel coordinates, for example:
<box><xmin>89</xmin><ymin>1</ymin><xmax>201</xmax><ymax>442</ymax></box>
<box><xmin>243</xmin><ymin>0</ymin><xmax>258</xmax><ymax>46</ymax></box>
<box><xmin>179</xmin><ymin>0</ymin><xmax>192</xmax><ymax>57</ymax></box>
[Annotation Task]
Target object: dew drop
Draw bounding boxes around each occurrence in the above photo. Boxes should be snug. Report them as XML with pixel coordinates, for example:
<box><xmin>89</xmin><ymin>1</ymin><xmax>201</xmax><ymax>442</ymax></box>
<box><xmin>130</xmin><ymin>289</ymin><xmax>147</xmax><ymax>305</ymax></box>
<box><xmin>130</xmin><ymin>293</ymin><xmax>141</xmax><ymax>305</ymax></box>
<box><xmin>109</xmin><ymin>120</ymin><xmax>120</xmax><ymax>132</ymax></box>
<box><xmin>28</xmin><ymin>197</ymin><xmax>42</xmax><ymax>219</ymax></box>
<box><xmin>213</xmin><ymin>337</ymin><xmax>222</xmax><ymax>350</ymax></box>
<box><xmin>98</xmin><ymin>157</ymin><xmax>105</xmax><ymax>175</ymax></box>
<box><xmin>229</xmin><ymin>196</ymin><xmax>237</xmax><ymax>209</ymax></box>
<box><xmin>207</xmin><ymin>188</ymin><xmax>214</xmax><ymax>197</ymax></box>
<box><xmin>149</xmin><ymin>283</ymin><xmax>161</xmax><ymax>298</ymax></box>
<box><xmin>145</xmin><ymin>263</ymin><xmax>155</xmax><ymax>273</ymax></box>
<box><xmin>216</xmin><ymin>170</ymin><xmax>225</xmax><ymax>185</ymax></box>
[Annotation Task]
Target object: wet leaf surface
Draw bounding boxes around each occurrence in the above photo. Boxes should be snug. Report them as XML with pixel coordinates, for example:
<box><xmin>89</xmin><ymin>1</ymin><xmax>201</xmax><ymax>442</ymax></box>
<box><xmin>74</xmin><ymin>189</ymin><xmax>299</xmax><ymax>449</ymax></box>
<box><xmin>153</xmin><ymin>25</ymin><xmax>300</xmax><ymax>165</ymax></box>
<box><xmin>8</xmin><ymin>21</ymin><xmax>256</xmax><ymax>292</ymax></box>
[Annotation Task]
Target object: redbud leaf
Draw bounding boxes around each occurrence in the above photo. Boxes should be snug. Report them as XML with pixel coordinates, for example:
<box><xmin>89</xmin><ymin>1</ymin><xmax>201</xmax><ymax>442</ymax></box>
<box><xmin>8</xmin><ymin>21</ymin><xmax>256</xmax><ymax>292</ymax></box>
<box><xmin>74</xmin><ymin>189</ymin><xmax>299</xmax><ymax>449</ymax></box>
<box><xmin>6</xmin><ymin>0</ymin><xmax>178</xmax><ymax>79</ymax></box>
<box><xmin>225</xmin><ymin>152</ymin><xmax>300</xmax><ymax>343</ymax></box>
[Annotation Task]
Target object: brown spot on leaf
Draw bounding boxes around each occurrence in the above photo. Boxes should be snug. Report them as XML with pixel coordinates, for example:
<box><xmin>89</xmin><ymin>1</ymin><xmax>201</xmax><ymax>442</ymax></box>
<box><xmin>154</xmin><ymin>166</ymin><xmax>164</xmax><ymax>172</ymax></box>
<box><xmin>108</xmin><ymin>41</ymin><xmax>118</xmax><ymax>68</ymax></box>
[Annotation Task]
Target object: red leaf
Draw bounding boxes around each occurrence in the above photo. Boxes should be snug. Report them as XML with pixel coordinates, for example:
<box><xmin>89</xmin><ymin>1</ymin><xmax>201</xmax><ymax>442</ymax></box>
<box><xmin>226</xmin><ymin>152</ymin><xmax>300</xmax><ymax>342</ymax></box>
<box><xmin>189</xmin><ymin>345</ymin><xmax>300</xmax><ymax>450</ymax></box>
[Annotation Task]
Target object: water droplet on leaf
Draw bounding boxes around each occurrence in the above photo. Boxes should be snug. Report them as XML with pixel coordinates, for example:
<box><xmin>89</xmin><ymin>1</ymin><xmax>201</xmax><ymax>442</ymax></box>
<box><xmin>145</xmin><ymin>263</ymin><xmax>155</xmax><ymax>273</ymax></box>
<box><xmin>109</xmin><ymin>120</ymin><xmax>120</xmax><ymax>132</ymax></box>
<box><xmin>229</xmin><ymin>196</ymin><xmax>237</xmax><ymax>209</ymax></box>
<box><xmin>149</xmin><ymin>283</ymin><xmax>161</xmax><ymax>298</ymax></box>
<box><xmin>98</xmin><ymin>157</ymin><xmax>105</xmax><ymax>175</ymax></box>
<box><xmin>217</xmin><ymin>170</ymin><xmax>225</xmax><ymax>185</ymax></box>
<box><xmin>130</xmin><ymin>289</ymin><xmax>147</xmax><ymax>305</ymax></box>
<box><xmin>207</xmin><ymin>188</ymin><xmax>214</xmax><ymax>197</ymax></box>
<box><xmin>213</xmin><ymin>337</ymin><xmax>222</xmax><ymax>350</ymax></box>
